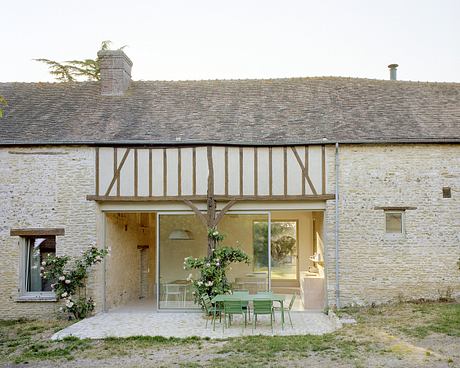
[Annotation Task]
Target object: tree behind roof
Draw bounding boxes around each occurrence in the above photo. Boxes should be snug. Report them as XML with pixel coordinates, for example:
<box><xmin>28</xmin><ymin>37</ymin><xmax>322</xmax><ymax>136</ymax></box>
<box><xmin>35</xmin><ymin>40</ymin><xmax>120</xmax><ymax>82</ymax></box>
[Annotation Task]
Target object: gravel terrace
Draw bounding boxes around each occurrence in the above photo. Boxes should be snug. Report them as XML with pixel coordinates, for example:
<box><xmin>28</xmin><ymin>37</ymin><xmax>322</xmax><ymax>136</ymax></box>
<box><xmin>51</xmin><ymin>311</ymin><xmax>338</xmax><ymax>340</ymax></box>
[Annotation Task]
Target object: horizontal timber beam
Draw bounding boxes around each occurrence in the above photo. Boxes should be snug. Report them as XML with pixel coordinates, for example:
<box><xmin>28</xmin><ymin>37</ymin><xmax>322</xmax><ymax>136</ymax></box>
<box><xmin>10</xmin><ymin>228</ymin><xmax>65</xmax><ymax>236</ymax></box>
<box><xmin>373</xmin><ymin>206</ymin><xmax>417</xmax><ymax>211</ymax></box>
<box><xmin>86</xmin><ymin>194</ymin><xmax>335</xmax><ymax>202</ymax></box>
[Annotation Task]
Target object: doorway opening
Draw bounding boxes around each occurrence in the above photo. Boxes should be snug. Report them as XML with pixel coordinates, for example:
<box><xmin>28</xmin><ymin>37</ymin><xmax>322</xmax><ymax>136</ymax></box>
<box><xmin>104</xmin><ymin>212</ymin><xmax>157</xmax><ymax>312</ymax></box>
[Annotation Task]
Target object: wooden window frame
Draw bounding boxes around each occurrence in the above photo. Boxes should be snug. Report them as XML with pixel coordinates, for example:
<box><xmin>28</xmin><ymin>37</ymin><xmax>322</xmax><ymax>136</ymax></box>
<box><xmin>11</xmin><ymin>229</ymin><xmax>63</xmax><ymax>302</ymax></box>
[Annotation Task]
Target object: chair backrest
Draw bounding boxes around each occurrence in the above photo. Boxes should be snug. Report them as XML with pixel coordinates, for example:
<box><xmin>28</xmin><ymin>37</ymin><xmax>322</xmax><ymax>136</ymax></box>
<box><xmin>201</xmin><ymin>294</ymin><xmax>213</xmax><ymax>313</ymax></box>
<box><xmin>288</xmin><ymin>294</ymin><xmax>296</xmax><ymax>310</ymax></box>
<box><xmin>224</xmin><ymin>300</ymin><xmax>243</xmax><ymax>313</ymax></box>
<box><xmin>165</xmin><ymin>284</ymin><xmax>183</xmax><ymax>293</ymax></box>
<box><xmin>253</xmin><ymin>299</ymin><xmax>273</xmax><ymax>314</ymax></box>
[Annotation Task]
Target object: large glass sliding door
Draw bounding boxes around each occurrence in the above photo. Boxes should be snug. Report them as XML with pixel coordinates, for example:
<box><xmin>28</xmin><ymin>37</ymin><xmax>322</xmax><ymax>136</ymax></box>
<box><xmin>218</xmin><ymin>212</ymin><xmax>270</xmax><ymax>294</ymax></box>
<box><xmin>157</xmin><ymin>213</ymin><xmax>207</xmax><ymax>309</ymax></box>
<box><xmin>157</xmin><ymin>211</ymin><xmax>271</xmax><ymax>309</ymax></box>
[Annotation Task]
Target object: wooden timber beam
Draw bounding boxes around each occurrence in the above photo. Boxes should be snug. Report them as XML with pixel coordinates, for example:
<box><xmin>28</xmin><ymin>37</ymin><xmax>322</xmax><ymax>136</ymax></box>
<box><xmin>104</xmin><ymin>148</ymin><xmax>131</xmax><ymax>196</ymax></box>
<box><xmin>95</xmin><ymin>147</ymin><xmax>100</xmax><ymax>196</ymax></box>
<box><xmin>10</xmin><ymin>228</ymin><xmax>65</xmax><ymax>236</ymax></box>
<box><xmin>182</xmin><ymin>199</ymin><xmax>238</xmax><ymax>229</ymax></box>
<box><xmin>322</xmin><ymin>144</ymin><xmax>326</xmax><ymax>194</ymax></box>
<box><xmin>206</xmin><ymin>146</ymin><xmax>215</xmax><ymax>228</ymax></box>
<box><xmin>86</xmin><ymin>194</ymin><xmax>335</xmax><ymax>201</ymax></box>
<box><xmin>212</xmin><ymin>200</ymin><xmax>237</xmax><ymax>228</ymax></box>
<box><xmin>182</xmin><ymin>199</ymin><xmax>208</xmax><ymax>228</ymax></box>
<box><xmin>290</xmin><ymin>146</ymin><xmax>318</xmax><ymax>195</ymax></box>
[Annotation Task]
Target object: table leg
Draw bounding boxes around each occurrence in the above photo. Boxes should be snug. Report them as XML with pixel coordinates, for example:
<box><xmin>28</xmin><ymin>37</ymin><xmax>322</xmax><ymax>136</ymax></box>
<box><xmin>281</xmin><ymin>301</ymin><xmax>285</xmax><ymax>329</ymax></box>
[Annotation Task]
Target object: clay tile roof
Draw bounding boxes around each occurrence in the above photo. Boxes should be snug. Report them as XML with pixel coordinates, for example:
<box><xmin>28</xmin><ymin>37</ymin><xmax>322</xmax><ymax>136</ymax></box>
<box><xmin>0</xmin><ymin>77</ymin><xmax>459</xmax><ymax>146</ymax></box>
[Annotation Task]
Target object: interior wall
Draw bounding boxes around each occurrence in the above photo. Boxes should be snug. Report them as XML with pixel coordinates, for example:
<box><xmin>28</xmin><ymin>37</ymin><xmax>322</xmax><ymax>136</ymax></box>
<box><xmin>105</xmin><ymin>213</ymin><xmax>156</xmax><ymax>309</ymax></box>
<box><xmin>158</xmin><ymin>214</ymin><xmax>207</xmax><ymax>283</ymax></box>
<box><xmin>312</xmin><ymin>211</ymin><xmax>325</xmax><ymax>276</ymax></box>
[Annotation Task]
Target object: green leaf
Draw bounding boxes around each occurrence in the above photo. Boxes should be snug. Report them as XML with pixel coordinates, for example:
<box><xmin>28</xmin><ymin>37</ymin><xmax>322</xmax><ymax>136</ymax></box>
<box><xmin>34</xmin><ymin>59</ymin><xmax>76</xmax><ymax>82</ymax></box>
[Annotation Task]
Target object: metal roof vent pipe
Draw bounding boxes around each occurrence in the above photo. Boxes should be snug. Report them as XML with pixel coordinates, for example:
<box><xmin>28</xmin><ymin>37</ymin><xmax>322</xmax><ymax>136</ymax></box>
<box><xmin>388</xmin><ymin>64</ymin><xmax>398</xmax><ymax>80</ymax></box>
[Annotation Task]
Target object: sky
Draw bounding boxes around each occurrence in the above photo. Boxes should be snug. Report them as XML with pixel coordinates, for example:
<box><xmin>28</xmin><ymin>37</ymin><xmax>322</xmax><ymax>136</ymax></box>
<box><xmin>1</xmin><ymin>0</ymin><xmax>459</xmax><ymax>83</ymax></box>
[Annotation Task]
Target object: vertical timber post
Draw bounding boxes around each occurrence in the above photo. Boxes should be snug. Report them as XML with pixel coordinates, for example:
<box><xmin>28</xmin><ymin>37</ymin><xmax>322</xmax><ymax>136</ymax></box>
<box><xmin>207</xmin><ymin>146</ymin><xmax>216</xmax><ymax>256</ymax></box>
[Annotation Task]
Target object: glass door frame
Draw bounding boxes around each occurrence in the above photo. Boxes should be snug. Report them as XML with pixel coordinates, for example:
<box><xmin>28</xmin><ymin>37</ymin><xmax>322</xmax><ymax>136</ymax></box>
<box><xmin>156</xmin><ymin>210</ymin><xmax>271</xmax><ymax>311</ymax></box>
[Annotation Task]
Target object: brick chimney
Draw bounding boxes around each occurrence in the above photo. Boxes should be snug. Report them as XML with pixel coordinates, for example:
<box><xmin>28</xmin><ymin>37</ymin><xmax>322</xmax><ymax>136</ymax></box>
<box><xmin>97</xmin><ymin>49</ymin><xmax>133</xmax><ymax>96</ymax></box>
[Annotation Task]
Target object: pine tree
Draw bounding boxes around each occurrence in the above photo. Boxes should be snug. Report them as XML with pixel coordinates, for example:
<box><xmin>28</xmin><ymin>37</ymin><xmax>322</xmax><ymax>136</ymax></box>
<box><xmin>35</xmin><ymin>40</ymin><xmax>122</xmax><ymax>82</ymax></box>
<box><xmin>33</xmin><ymin>59</ymin><xmax>76</xmax><ymax>82</ymax></box>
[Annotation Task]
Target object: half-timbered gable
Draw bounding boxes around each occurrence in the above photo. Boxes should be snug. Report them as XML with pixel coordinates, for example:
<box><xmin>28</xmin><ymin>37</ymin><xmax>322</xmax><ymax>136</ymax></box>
<box><xmin>91</xmin><ymin>145</ymin><xmax>331</xmax><ymax>201</ymax></box>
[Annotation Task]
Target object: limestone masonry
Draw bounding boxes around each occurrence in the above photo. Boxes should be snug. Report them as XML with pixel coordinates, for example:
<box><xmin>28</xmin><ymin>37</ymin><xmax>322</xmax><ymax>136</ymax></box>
<box><xmin>1</xmin><ymin>143</ymin><xmax>458</xmax><ymax>318</ymax></box>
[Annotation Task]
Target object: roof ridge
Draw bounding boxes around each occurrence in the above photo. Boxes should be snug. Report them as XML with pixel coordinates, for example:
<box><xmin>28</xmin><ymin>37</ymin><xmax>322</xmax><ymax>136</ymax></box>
<box><xmin>1</xmin><ymin>76</ymin><xmax>460</xmax><ymax>86</ymax></box>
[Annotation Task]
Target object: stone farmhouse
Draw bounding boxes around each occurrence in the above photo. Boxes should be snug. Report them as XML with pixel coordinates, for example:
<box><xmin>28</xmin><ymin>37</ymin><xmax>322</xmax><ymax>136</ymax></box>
<box><xmin>0</xmin><ymin>50</ymin><xmax>459</xmax><ymax>319</ymax></box>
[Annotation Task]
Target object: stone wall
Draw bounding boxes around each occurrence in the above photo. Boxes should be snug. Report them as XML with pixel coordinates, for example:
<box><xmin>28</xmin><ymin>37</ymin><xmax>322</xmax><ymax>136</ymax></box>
<box><xmin>0</xmin><ymin>146</ymin><xmax>97</xmax><ymax>319</ymax></box>
<box><xmin>1</xmin><ymin>143</ymin><xmax>459</xmax><ymax>319</ymax></box>
<box><xmin>324</xmin><ymin>144</ymin><xmax>460</xmax><ymax>307</ymax></box>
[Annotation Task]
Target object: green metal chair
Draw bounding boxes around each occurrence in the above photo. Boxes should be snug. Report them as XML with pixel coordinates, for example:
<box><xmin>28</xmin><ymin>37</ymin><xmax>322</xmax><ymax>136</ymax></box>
<box><xmin>201</xmin><ymin>294</ymin><xmax>222</xmax><ymax>330</ymax></box>
<box><xmin>232</xmin><ymin>290</ymin><xmax>251</xmax><ymax>320</ymax></box>
<box><xmin>252</xmin><ymin>299</ymin><xmax>274</xmax><ymax>332</ymax></box>
<box><xmin>273</xmin><ymin>294</ymin><xmax>296</xmax><ymax>328</ymax></box>
<box><xmin>223</xmin><ymin>299</ymin><xmax>247</xmax><ymax>332</ymax></box>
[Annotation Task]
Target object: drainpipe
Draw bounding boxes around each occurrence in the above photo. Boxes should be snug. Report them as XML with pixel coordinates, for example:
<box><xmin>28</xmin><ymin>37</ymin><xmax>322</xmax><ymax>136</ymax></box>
<box><xmin>103</xmin><ymin>212</ymin><xmax>107</xmax><ymax>312</ymax></box>
<box><xmin>334</xmin><ymin>142</ymin><xmax>340</xmax><ymax>308</ymax></box>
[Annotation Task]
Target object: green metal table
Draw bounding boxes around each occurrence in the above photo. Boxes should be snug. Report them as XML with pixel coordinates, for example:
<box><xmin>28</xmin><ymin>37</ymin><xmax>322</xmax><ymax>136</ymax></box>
<box><xmin>211</xmin><ymin>293</ymin><xmax>286</xmax><ymax>328</ymax></box>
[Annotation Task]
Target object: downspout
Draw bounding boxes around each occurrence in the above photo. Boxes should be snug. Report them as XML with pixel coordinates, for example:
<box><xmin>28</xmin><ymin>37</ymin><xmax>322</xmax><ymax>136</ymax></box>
<box><xmin>102</xmin><ymin>212</ymin><xmax>107</xmax><ymax>312</ymax></box>
<box><xmin>334</xmin><ymin>142</ymin><xmax>340</xmax><ymax>308</ymax></box>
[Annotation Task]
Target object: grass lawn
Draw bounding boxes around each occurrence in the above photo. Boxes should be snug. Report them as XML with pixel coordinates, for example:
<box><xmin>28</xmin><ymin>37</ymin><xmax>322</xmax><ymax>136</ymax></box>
<box><xmin>0</xmin><ymin>301</ymin><xmax>459</xmax><ymax>367</ymax></box>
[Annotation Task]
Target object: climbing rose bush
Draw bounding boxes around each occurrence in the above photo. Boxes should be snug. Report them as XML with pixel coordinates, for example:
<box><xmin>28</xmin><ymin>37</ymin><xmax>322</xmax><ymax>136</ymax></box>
<box><xmin>207</xmin><ymin>228</ymin><xmax>225</xmax><ymax>243</ymax></box>
<box><xmin>41</xmin><ymin>246</ymin><xmax>107</xmax><ymax>320</ymax></box>
<box><xmin>184</xmin><ymin>230</ymin><xmax>249</xmax><ymax>309</ymax></box>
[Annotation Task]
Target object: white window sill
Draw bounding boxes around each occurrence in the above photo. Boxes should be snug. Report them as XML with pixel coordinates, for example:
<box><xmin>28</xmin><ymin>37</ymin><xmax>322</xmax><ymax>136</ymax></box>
<box><xmin>16</xmin><ymin>293</ymin><xmax>57</xmax><ymax>302</ymax></box>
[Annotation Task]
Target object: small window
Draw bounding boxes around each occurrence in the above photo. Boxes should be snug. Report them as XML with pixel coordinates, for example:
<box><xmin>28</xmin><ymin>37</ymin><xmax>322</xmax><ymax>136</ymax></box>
<box><xmin>385</xmin><ymin>211</ymin><xmax>404</xmax><ymax>235</ymax></box>
<box><xmin>442</xmin><ymin>187</ymin><xmax>452</xmax><ymax>198</ymax></box>
<box><xmin>24</xmin><ymin>236</ymin><xmax>56</xmax><ymax>292</ymax></box>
